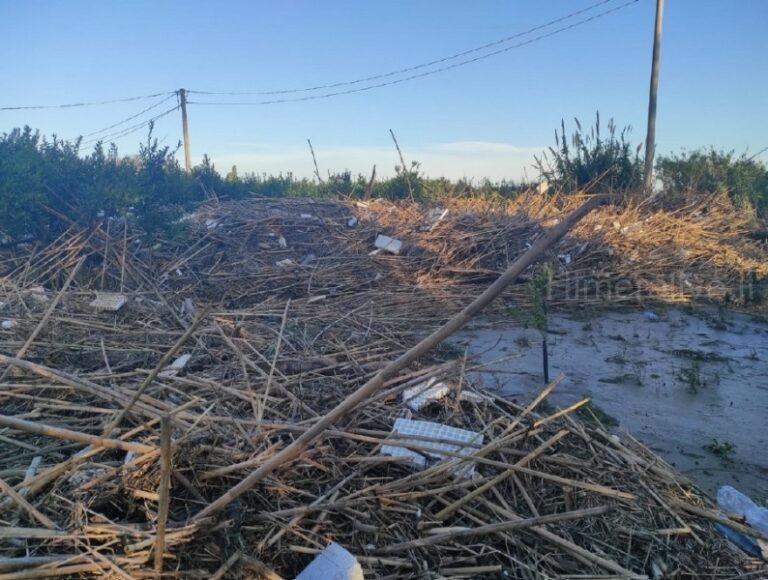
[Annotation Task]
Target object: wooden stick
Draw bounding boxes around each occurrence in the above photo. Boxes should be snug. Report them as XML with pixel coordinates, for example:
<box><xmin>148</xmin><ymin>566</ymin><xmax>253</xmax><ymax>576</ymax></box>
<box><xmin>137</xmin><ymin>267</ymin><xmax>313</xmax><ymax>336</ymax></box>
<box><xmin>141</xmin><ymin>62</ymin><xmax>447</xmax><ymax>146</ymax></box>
<box><xmin>0</xmin><ymin>478</ymin><xmax>57</xmax><ymax>530</ymax></box>
<box><xmin>154</xmin><ymin>416</ymin><xmax>172</xmax><ymax>574</ymax></box>
<box><xmin>0</xmin><ymin>415</ymin><xmax>152</xmax><ymax>454</ymax></box>
<box><xmin>0</xmin><ymin>256</ymin><xmax>85</xmax><ymax>382</ymax></box>
<box><xmin>377</xmin><ymin>505</ymin><xmax>610</xmax><ymax>553</ymax></box>
<box><xmin>192</xmin><ymin>195</ymin><xmax>607</xmax><ymax>521</ymax></box>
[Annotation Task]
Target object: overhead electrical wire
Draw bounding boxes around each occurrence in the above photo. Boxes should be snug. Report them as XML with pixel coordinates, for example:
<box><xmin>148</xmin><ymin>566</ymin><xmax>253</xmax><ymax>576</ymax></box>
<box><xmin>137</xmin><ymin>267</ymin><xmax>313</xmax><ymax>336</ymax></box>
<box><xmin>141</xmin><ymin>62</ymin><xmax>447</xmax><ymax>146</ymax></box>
<box><xmin>0</xmin><ymin>91</ymin><xmax>175</xmax><ymax>112</ymax></box>
<box><xmin>188</xmin><ymin>0</ymin><xmax>640</xmax><ymax>107</ymax></box>
<box><xmin>75</xmin><ymin>93</ymin><xmax>179</xmax><ymax>140</ymax></box>
<box><xmin>79</xmin><ymin>105</ymin><xmax>179</xmax><ymax>147</ymax></box>
<box><xmin>188</xmin><ymin>0</ymin><xmax>620</xmax><ymax>97</ymax></box>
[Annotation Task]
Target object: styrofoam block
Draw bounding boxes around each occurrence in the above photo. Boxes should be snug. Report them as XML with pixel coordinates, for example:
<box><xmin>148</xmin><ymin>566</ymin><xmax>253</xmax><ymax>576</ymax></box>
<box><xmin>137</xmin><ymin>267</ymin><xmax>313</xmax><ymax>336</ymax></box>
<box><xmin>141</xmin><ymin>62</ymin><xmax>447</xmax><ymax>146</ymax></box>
<box><xmin>295</xmin><ymin>542</ymin><xmax>364</xmax><ymax>580</ymax></box>
<box><xmin>374</xmin><ymin>234</ymin><xmax>403</xmax><ymax>255</ymax></box>
<box><xmin>403</xmin><ymin>378</ymin><xmax>450</xmax><ymax>411</ymax></box>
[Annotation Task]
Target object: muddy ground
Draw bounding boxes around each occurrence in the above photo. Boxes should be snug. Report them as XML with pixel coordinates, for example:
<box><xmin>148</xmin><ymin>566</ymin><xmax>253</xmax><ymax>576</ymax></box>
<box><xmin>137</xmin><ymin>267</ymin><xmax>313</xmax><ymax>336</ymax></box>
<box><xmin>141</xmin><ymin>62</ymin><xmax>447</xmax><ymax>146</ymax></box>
<box><xmin>458</xmin><ymin>307</ymin><xmax>768</xmax><ymax>503</ymax></box>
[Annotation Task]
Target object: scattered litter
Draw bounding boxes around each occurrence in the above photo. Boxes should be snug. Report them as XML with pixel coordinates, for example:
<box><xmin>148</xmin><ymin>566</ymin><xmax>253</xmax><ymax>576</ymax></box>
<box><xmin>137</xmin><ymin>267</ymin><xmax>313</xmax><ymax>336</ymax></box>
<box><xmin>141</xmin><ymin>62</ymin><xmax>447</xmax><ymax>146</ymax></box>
<box><xmin>275</xmin><ymin>258</ymin><xmax>296</xmax><ymax>268</ymax></box>
<box><xmin>159</xmin><ymin>354</ymin><xmax>192</xmax><ymax>378</ymax></box>
<box><xmin>300</xmin><ymin>252</ymin><xmax>317</xmax><ymax>266</ymax></box>
<box><xmin>296</xmin><ymin>542</ymin><xmax>364</xmax><ymax>580</ymax></box>
<box><xmin>27</xmin><ymin>286</ymin><xmax>49</xmax><ymax>303</ymax></box>
<box><xmin>459</xmin><ymin>389</ymin><xmax>492</xmax><ymax>404</ymax></box>
<box><xmin>347</xmin><ymin>217</ymin><xmax>358</xmax><ymax>227</ymax></box>
<box><xmin>278</xmin><ymin>235</ymin><xmax>287</xmax><ymax>249</ymax></box>
<box><xmin>180</xmin><ymin>298</ymin><xmax>197</xmax><ymax>322</ymax></box>
<box><xmin>380</xmin><ymin>418</ymin><xmax>483</xmax><ymax>478</ymax></box>
<box><xmin>308</xmin><ymin>295</ymin><xmax>327</xmax><ymax>303</ymax></box>
<box><xmin>373</xmin><ymin>234</ymin><xmax>403</xmax><ymax>255</ymax></box>
<box><xmin>423</xmin><ymin>207</ymin><xmax>449</xmax><ymax>231</ymax></box>
<box><xmin>643</xmin><ymin>310</ymin><xmax>659</xmax><ymax>322</ymax></box>
<box><xmin>89</xmin><ymin>293</ymin><xmax>127</xmax><ymax>312</ymax></box>
<box><xmin>718</xmin><ymin>486</ymin><xmax>768</xmax><ymax>534</ymax></box>
<box><xmin>1</xmin><ymin>320</ymin><xmax>17</xmax><ymax>330</ymax></box>
<box><xmin>558</xmin><ymin>253</ymin><xmax>572</xmax><ymax>265</ymax></box>
<box><xmin>402</xmin><ymin>377</ymin><xmax>450</xmax><ymax>411</ymax></box>
<box><xmin>300</xmin><ymin>213</ymin><xmax>316</xmax><ymax>220</ymax></box>
<box><xmin>205</xmin><ymin>218</ymin><xmax>220</xmax><ymax>229</ymax></box>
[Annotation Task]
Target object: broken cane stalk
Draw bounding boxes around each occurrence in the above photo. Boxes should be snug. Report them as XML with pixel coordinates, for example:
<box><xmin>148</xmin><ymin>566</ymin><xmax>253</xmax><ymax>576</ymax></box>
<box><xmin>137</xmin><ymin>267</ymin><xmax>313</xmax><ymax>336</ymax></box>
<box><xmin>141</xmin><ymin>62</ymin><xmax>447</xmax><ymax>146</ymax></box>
<box><xmin>192</xmin><ymin>195</ymin><xmax>608</xmax><ymax>521</ymax></box>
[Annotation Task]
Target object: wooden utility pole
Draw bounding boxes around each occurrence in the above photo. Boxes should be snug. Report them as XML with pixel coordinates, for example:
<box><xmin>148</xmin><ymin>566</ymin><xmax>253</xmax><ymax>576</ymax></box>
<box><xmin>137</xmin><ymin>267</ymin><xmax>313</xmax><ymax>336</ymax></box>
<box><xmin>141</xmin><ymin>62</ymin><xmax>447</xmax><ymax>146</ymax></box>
<box><xmin>643</xmin><ymin>0</ymin><xmax>664</xmax><ymax>194</ymax></box>
<box><xmin>179</xmin><ymin>88</ymin><xmax>192</xmax><ymax>172</ymax></box>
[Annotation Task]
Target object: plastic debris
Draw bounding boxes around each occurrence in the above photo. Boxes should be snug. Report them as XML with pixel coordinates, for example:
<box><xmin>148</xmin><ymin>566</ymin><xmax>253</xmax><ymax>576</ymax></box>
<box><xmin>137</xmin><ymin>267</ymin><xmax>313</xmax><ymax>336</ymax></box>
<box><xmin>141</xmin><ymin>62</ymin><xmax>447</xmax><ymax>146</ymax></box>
<box><xmin>300</xmin><ymin>252</ymin><xmax>317</xmax><ymax>266</ymax></box>
<box><xmin>718</xmin><ymin>485</ymin><xmax>768</xmax><ymax>534</ymax></box>
<box><xmin>89</xmin><ymin>293</ymin><xmax>127</xmax><ymax>312</ymax></box>
<box><xmin>558</xmin><ymin>253</ymin><xmax>572</xmax><ymax>265</ymax></box>
<box><xmin>27</xmin><ymin>286</ymin><xmax>49</xmax><ymax>303</ymax></box>
<box><xmin>278</xmin><ymin>235</ymin><xmax>287</xmax><ymax>249</ymax></box>
<box><xmin>275</xmin><ymin>258</ymin><xmax>295</xmax><ymax>268</ymax></box>
<box><xmin>373</xmin><ymin>234</ymin><xmax>403</xmax><ymax>255</ymax></box>
<box><xmin>159</xmin><ymin>354</ymin><xmax>192</xmax><ymax>379</ymax></box>
<box><xmin>713</xmin><ymin>522</ymin><xmax>765</xmax><ymax>560</ymax></box>
<box><xmin>1</xmin><ymin>320</ymin><xmax>17</xmax><ymax>330</ymax></box>
<box><xmin>643</xmin><ymin>311</ymin><xmax>659</xmax><ymax>322</ymax></box>
<box><xmin>205</xmin><ymin>218</ymin><xmax>220</xmax><ymax>229</ymax></box>
<box><xmin>402</xmin><ymin>378</ymin><xmax>450</xmax><ymax>411</ymax></box>
<box><xmin>380</xmin><ymin>418</ymin><xmax>483</xmax><ymax>478</ymax></box>
<box><xmin>295</xmin><ymin>542</ymin><xmax>364</xmax><ymax>580</ymax></box>
<box><xmin>459</xmin><ymin>389</ymin><xmax>492</xmax><ymax>404</ymax></box>
<box><xmin>347</xmin><ymin>217</ymin><xmax>358</xmax><ymax>227</ymax></box>
<box><xmin>300</xmin><ymin>213</ymin><xmax>316</xmax><ymax>220</ymax></box>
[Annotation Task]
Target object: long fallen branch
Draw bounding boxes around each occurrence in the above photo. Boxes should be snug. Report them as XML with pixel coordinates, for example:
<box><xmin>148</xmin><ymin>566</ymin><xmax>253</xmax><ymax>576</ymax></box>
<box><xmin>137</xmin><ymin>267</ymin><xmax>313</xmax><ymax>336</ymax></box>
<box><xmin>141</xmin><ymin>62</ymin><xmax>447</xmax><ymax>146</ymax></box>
<box><xmin>192</xmin><ymin>195</ymin><xmax>608</xmax><ymax>521</ymax></box>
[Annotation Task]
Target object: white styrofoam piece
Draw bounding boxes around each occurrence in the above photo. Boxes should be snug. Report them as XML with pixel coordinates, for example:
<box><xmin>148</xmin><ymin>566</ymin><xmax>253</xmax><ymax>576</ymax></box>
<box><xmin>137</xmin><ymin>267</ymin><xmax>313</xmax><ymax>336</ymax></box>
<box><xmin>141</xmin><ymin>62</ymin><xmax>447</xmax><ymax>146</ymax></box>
<box><xmin>1</xmin><ymin>320</ymin><xmax>17</xmax><ymax>330</ymax></box>
<box><xmin>278</xmin><ymin>235</ymin><xmax>287</xmax><ymax>249</ymax></box>
<box><xmin>275</xmin><ymin>258</ymin><xmax>295</xmax><ymax>267</ymax></box>
<box><xmin>374</xmin><ymin>234</ymin><xmax>403</xmax><ymax>255</ymax></box>
<box><xmin>28</xmin><ymin>286</ymin><xmax>49</xmax><ymax>303</ymax></box>
<box><xmin>295</xmin><ymin>542</ymin><xmax>364</xmax><ymax>580</ymax></box>
<box><xmin>403</xmin><ymin>378</ymin><xmax>450</xmax><ymax>411</ymax></box>
<box><xmin>159</xmin><ymin>354</ymin><xmax>192</xmax><ymax>378</ymax></box>
<box><xmin>90</xmin><ymin>293</ymin><xmax>127</xmax><ymax>312</ymax></box>
<box><xmin>380</xmin><ymin>418</ymin><xmax>483</xmax><ymax>478</ymax></box>
<box><xmin>460</xmin><ymin>390</ymin><xmax>492</xmax><ymax>404</ymax></box>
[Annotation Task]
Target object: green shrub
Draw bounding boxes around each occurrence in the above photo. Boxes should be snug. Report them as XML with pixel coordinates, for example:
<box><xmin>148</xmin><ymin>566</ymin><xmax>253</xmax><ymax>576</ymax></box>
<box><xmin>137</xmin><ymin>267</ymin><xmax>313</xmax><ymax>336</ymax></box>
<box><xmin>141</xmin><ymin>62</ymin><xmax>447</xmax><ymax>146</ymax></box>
<box><xmin>536</xmin><ymin>112</ymin><xmax>642</xmax><ymax>194</ymax></box>
<box><xmin>656</xmin><ymin>148</ymin><xmax>768</xmax><ymax>217</ymax></box>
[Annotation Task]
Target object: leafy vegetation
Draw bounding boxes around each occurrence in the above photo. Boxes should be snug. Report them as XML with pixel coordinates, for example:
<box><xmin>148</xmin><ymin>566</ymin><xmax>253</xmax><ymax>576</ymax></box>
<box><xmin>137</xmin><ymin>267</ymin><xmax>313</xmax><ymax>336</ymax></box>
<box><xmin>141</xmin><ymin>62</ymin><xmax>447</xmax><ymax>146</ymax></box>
<box><xmin>535</xmin><ymin>112</ymin><xmax>642</xmax><ymax>194</ymax></box>
<box><xmin>703</xmin><ymin>438</ymin><xmax>736</xmax><ymax>461</ymax></box>
<box><xmin>656</xmin><ymin>148</ymin><xmax>768</xmax><ymax>218</ymax></box>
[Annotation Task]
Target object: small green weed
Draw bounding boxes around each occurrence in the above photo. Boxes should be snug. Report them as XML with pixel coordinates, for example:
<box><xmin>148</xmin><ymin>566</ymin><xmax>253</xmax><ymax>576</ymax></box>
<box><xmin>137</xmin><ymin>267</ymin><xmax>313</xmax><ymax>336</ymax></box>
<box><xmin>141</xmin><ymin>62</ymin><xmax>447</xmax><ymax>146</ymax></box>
<box><xmin>677</xmin><ymin>362</ymin><xmax>703</xmax><ymax>394</ymax></box>
<box><xmin>671</xmin><ymin>349</ymin><xmax>728</xmax><ymax>362</ymax></box>
<box><xmin>703</xmin><ymin>439</ymin><xmax>736</xmax><ymax>461</ymax></box>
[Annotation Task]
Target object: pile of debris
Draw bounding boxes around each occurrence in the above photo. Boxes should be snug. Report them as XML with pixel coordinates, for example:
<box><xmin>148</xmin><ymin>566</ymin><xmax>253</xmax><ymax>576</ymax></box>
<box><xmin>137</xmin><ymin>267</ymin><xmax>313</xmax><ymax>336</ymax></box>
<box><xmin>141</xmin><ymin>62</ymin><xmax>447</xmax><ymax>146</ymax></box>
<box><xmin>0</xmin><ymin>196</ymin><xmax>764</xmax><ymax>578</ymax></box>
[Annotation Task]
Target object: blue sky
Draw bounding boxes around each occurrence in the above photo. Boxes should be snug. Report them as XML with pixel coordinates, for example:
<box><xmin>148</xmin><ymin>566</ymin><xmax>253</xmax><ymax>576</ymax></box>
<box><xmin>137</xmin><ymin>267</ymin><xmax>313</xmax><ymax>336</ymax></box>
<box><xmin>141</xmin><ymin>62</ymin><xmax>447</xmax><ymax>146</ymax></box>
<box><xmin>1</xmin><ymin>0</ymin><xmax>766</xmax><ymax>180</ymax></box>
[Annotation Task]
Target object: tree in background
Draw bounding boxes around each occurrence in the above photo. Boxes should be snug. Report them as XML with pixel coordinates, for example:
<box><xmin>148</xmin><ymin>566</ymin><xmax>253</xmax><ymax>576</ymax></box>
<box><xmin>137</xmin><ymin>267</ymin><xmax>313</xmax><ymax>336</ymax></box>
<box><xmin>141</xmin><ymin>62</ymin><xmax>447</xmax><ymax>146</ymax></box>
<box><xmin>656</xmin><ymin>149</ymin><xmax>768</xmax><ymax>218</ymax></box>
<box><xmin>535</xmin><ymin>112</ymin><xmax>642</xmax><ymax>194</ymax></box>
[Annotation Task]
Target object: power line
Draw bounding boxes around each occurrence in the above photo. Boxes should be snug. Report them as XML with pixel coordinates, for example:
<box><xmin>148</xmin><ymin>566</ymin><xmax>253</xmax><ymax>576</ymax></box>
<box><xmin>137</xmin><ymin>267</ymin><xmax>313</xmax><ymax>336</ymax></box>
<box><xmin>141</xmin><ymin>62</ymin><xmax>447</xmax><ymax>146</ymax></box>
<box><xmin>189</xmin><ymin>0</ymin><xmax>620</xmax><ymax>97</ymax></box>
<box><xmin>79</xmin><ymin>105</ymin><xmax>179</xmax><ymax>147</ymax></box>
<box><xmin>75</xmin><ymin>93</ymin><xmax>179</xmax><ymax>140</ymax></box>
<box><xmin>0</xmin><ymin>91</ymin><xmax>175</xmax><ymax>112</ymax></box>
<box><xmin>188</xmin><ymin>0</ymin><xmax>639</xmax><ymax>107</ymax></box>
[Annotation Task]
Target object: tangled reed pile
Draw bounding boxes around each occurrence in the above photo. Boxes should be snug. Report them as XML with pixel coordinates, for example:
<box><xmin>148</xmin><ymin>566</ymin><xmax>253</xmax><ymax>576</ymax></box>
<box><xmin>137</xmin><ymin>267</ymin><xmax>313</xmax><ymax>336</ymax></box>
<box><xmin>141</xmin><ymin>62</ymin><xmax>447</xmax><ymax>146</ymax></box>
<box><xmin>0</xmin><ymin>195</ymin><xmax>765</xmax><ymax>578</ymax></box>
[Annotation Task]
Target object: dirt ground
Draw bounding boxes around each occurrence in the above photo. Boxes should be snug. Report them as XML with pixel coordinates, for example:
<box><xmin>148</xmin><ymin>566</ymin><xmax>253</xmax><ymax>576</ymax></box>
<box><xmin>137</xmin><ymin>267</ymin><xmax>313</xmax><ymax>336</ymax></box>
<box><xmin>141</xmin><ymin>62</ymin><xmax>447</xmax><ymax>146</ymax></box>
<box><xmin>459</xmin><ymin>307</ymin><xmax>768</xmax><ymax>503</ymax></box>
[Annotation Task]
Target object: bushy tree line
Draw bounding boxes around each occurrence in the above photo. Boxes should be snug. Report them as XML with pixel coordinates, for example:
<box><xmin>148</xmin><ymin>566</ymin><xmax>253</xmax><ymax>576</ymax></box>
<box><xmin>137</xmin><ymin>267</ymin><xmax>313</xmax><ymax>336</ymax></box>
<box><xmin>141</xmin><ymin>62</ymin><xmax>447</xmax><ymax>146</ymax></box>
<box><xmin>1</xmin><ymin>119</ymin><xmax>766</xmax><ymax>242</ymax></box>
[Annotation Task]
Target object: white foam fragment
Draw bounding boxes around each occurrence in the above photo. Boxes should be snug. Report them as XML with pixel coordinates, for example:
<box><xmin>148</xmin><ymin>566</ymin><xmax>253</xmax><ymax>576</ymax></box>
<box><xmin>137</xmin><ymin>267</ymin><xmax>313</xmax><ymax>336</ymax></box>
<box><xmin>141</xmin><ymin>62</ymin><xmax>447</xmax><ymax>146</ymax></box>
<box><xmin>89</xmin><ymin>293</ymin><xmax>127</xmax><ymax>312</ymax></box>
<box><xmin>278</xmin><ymin>235</ymin><xmax>287</xmax><ymax>249</ymax></box>
<box><xmin>1</xmin><ymin>320</ymin><xmax>17</xmax><ymax>330</ymax></box>
<box><xmin>205</xmin><ymin>218</ymin><xmax>220</xmax><ymax>229</ymax></box>
<box><xmin>295</xmin><ymin>542</ymin><xmax>364</xmax><ymax>580</ymax></box>
<box><xmin>402</xmin><ymin>378</ymin><xmax>450</xmax><ymax>411</ymax></box>
<box><xmin>374</xmin><ymin>234</ymin><xmax>403</xmax><ymax>255</ymax></box>
<box><xmin>27</xmin><ymin>286</ymin><xmax>49</xmax><ymax>303</ymax></box>
<box><xmin>300</xmin><ymin>213</ymin><xmax>315</xmax><ymax>219</ymax></box>
<box><xmin>275</xmin><ymin>258</ymin><xmax>295</xmax><ymax>268</ymax></box>
<box><xmin>347</xmin><ymin>217</ymin><xmax>358</xmax><ymax>227</ymax></box>
<box><xmin>159</xmin><ymin>354</ymin><xmax>192</xmax><ymax>378</ymax></box>
<box><xmin>460</xmin><ymin>390</ymin><xmax>492</xmax><ymax>404</ymax></box>
<box><xmin>381</xmin><ymin>418</ymin><xmax>483</xmax><ymax>478</ymax></box>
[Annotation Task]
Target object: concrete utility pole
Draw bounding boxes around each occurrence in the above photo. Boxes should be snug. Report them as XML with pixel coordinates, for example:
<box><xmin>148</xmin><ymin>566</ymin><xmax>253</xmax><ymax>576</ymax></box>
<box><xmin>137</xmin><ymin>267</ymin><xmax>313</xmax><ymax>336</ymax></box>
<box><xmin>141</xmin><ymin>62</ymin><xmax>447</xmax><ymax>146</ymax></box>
<box><xmin>179</xmin><ymin>88</ymin><xmax>192</xmax><ymax>172</ymax></box>
<box><xmin>643</xmin><ymin>0</ymin><xmax>664</xmax><ymax>194</ymax></box>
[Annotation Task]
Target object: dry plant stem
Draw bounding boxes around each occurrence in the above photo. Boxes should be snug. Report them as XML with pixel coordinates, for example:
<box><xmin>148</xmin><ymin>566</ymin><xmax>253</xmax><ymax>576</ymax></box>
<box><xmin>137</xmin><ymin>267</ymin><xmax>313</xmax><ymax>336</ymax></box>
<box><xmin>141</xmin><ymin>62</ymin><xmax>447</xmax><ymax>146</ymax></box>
<box><xmin>0</xmin><ymin>478</ymin><xmax>57</xmax><ymax>530</ymax></box>
<box><xmin>102</xmin><ymin>309</ymin><xmax>208</xmax><ymax>436</ymax></box>
<box><xmin>0</xmin><ymin>256</ymin><xmax>85</xmax><ymax>383</ymax></box>
<box><xmin>193</xmin><ymin>195</ymin><xmax>607</xmax><ymax>521</ymax></box>
<box><xmin>378</xmin><ymin>505</ymin><xmax>610</xmax><ymax>553</ymax></box>
<box><xmin>0</xmin><ymin>415</ymin><xmax>152</xmax><ymax>454</ymax></box>
<box><xmin>154</xmin><ymin>416</ymin><xmax>172</xmax><ymax>574</ymax></box>
<box><xmin>258</xmin><ymin>300</ymin><xmax>290</xmax><ymax>425</ymax></box>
